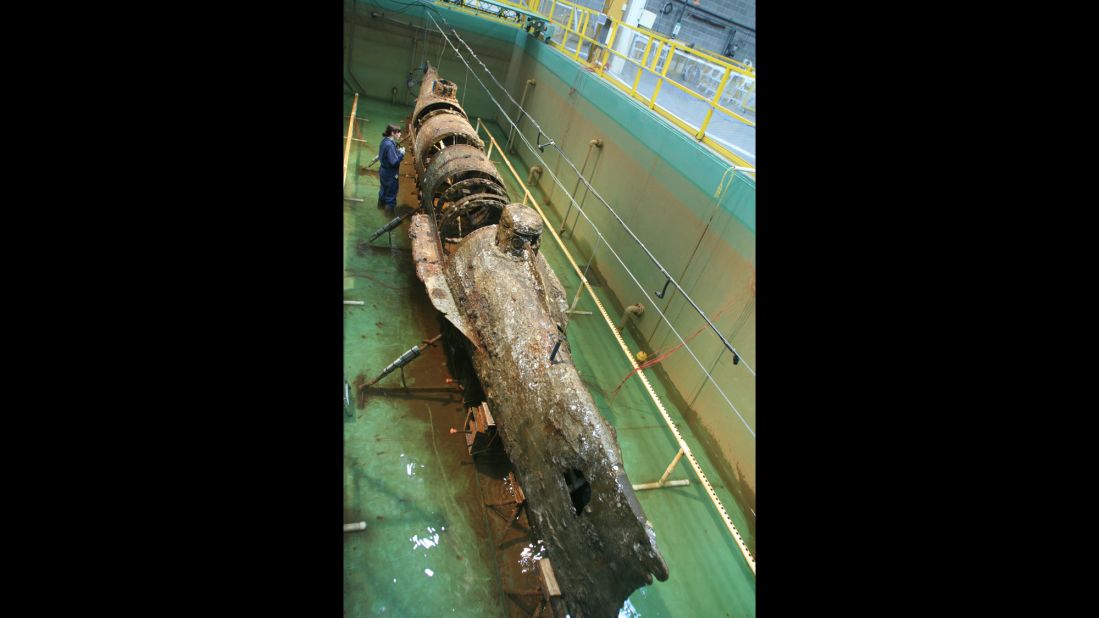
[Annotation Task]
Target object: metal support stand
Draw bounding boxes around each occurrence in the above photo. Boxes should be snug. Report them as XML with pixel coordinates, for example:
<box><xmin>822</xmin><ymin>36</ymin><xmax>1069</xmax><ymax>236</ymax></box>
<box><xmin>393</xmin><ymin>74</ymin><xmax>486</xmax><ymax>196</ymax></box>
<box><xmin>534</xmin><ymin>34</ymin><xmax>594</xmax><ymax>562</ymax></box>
<box><xmin>367</xmin><ymin>209</ymin><xmax>418</xmax><ymax>244</ymax></box>
<box><xmin>566</xmin><ymin>282</ymin><xmax>585</xmax><ymax>314</ymax></box>
<box><xmin>560</xmin><ymin>285</ymin><xmax>594</xmax><ymax>321</ymax></box>
<box><xmin>632</xmin><ymin>440</ymin><xmax>691</xmax><ymax>491</ymax></box>
<box><xmin>362</xmin><ymin>334</ymin><xmax>443</xmax><ymax>389</ymax></box>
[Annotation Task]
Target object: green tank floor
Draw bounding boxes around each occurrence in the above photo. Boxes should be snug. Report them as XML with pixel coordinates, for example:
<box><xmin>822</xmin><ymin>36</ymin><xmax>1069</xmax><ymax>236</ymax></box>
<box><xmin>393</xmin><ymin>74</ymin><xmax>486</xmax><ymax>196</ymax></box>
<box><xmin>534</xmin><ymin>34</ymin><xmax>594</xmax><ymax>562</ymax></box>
<box><xmin>344</xmin><ymin>95</ymin><xmax>755</xmax><ymax>617</ymax></box>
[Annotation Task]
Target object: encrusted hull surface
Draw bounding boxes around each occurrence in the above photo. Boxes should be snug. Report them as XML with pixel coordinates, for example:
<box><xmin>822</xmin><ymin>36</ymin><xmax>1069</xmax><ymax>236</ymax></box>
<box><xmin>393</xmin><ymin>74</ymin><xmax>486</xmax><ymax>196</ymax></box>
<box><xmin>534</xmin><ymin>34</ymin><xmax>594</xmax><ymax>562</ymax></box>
<box><xmin>405</xmin><ymin>64</ymin><xmax>667</xmax><ymax>617</ymax></box>
<box><xmin>411</xmin><ymin>216</ymin><xmax>668</xmax><ymax>617</ymax></box>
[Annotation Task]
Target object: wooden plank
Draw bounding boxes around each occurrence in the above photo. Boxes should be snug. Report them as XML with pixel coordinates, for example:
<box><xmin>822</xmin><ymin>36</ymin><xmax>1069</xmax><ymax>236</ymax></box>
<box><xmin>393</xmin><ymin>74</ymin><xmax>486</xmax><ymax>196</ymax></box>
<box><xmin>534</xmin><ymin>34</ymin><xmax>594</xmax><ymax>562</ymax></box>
<box><xmin>510</xmin><ymin>472</ymin><xmax>526</xmax><ymax>503</ymax></box>
<box><xmin>343</xmin><ymin>93</ymin><xmax>359</xmax><ymax>189</ymax></box>
<box><xmin>539</xmin><ymin>558</ymin><xmax>561</xmax><ymax>598</ymax></box>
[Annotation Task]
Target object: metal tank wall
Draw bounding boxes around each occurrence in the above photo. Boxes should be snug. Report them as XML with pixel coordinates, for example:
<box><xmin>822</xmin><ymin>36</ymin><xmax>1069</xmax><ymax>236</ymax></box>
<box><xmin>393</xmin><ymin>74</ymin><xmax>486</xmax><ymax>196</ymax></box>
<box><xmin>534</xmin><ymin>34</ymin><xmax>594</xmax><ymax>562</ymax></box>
<box><xmin>344</xmin><ymin>3</ymin><xmax>518</xmax><ymax>128</ymax></box>
<box><xmin>502</xmin><ymin>36</ymin><xmax>756</xmax><ymax>513</ymax></box>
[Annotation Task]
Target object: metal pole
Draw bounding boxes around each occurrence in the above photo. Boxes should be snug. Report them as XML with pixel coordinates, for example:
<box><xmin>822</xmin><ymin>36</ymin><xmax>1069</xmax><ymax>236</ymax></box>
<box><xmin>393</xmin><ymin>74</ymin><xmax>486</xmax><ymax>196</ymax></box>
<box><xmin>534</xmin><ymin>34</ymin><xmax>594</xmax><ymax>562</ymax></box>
<box><xmin>504</xmin><ymin>79</ymin><xmax>535</xmax><ymax>154</ymax></box>
<box><xmin>560</xmin><ymin>140</ymin><xmax>596</xmax><ymax>235</ymax></box>
<box><xmin>649</xmin><ymin>44</ymin><xmax>675</xmax><ymax>110</ymax></box>
<box><xmin>630</xmin><ymin>38</ymin><xmax>652</xmax><ymax>97</ymax></box>
<box><xmin>696</xmin><ymin>66</ymin><xmax>734</xmax><ymax>139</ymax></box>
<box><xmin>599</xmin><ymin>22</ymin><xmax>618</xmax><ymax>76</ymax></box>
<box><xmin>632</xmin><ymin>443</ymin><xmax>690</xmax><ymax>490</ymax></box>
<box><xmin>657</xmin><ymin>446</ymin><xmax>685</xmax><ymax>486</ymax></box>
<box><xmin>565</xmin><ymin>141</ymin><xmax>602</xmax><ymax>239</ymax></box>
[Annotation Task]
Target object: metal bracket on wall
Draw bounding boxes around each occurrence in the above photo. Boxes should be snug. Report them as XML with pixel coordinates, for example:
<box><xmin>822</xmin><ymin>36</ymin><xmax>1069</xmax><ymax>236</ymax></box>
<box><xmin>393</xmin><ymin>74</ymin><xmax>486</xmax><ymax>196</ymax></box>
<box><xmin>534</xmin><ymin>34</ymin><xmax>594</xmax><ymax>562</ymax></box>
<box><xmin>536</xmin><ymin>131</ymin><xmax>555</xmax><ymax>152</ymax></box>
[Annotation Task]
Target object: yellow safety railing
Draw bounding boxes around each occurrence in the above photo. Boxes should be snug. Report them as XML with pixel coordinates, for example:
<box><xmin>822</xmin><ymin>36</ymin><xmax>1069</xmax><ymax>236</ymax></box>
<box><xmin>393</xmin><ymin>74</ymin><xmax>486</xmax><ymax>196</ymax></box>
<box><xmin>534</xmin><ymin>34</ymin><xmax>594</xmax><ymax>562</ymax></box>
<box><xmin>525</xmin><ymin>0</ymin><xmax>755</xmax><ymax>171</ymax></box>
<box><xmin>432</xmin><ymin>0</ymin><xmax>755</xmax><ymax>171</ymax></box>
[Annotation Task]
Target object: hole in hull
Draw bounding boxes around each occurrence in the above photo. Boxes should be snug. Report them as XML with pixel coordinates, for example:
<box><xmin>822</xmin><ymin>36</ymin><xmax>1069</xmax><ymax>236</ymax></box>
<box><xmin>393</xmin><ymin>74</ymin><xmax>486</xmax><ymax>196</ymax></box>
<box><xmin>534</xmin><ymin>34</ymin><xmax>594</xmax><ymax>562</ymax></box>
<box><xmin>563</xmin><ymin>468</ymin><xmax>591</xmax><ymax>516</ymax></box>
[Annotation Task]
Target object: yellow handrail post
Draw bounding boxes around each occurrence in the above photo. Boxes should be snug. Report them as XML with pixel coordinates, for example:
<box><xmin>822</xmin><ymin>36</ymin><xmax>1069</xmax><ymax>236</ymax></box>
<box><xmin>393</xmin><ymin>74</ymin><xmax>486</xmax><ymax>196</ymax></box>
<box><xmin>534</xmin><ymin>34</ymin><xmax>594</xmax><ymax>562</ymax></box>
<box><xmin>599</xmin><ymin>22</ymin><xmax>618</xmax><ymax>76</ymax></box>
<box><xmin>744</xmin><ymin>79</ymin><xmax>756</xmax><ymax>113</ymax></box>
<box><xmin>630</xmin><ymin>37</ymin><xmax>652</xmax><ymax>96</ymax></box>
<box><xmin>649</xmin><ymin>41</ymin><xmax>663</xmax><ymax>70</ymax></box>
<box><xmin>448</xmin><ymin>1</ymin><xmax>756</xmax><ymax>170</ymax></box>
<box><xmin>585</xmin><ymin>10</ymin><xmax>593</xmax><ymax>48</ymax></box>
<box><xmin>549</xmin><ymin>0</ymin><xmax>558</xmax><ymax>33</ymax></box>
<box><xmin>573</xmin><ymin>9</ymin><xmax>586</xmax><ymax>60</ymax></box>
<box><xmin>695</xmin><ymin>65</ymin><xmax>733</xmax><ymax>139</ymax></box>
<box><xmin>649</xmin><ymin>45</ymin><xmax>675</xmax><ymax>110</ymax></box>
<box><xmin>586</xmin><ymin>11</ymin><xmax>594</xmax><ymax>53</ymax></box>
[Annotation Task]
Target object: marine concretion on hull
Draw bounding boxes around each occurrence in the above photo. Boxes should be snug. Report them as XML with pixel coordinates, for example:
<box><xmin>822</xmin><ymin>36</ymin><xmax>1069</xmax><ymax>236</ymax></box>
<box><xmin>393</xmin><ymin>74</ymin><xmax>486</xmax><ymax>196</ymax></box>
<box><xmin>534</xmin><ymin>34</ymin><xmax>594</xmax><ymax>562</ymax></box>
<box><xmin>413</xmin><ymin>113</ymin><xmax>484</xmax><ymax>178</ymax></box>
<box><xmin>410</xmin><ymin>67</ymin><xmax>466</xmax><ymax>131</ymax></box>
<box><xmin>410</xmin><ymin>66</ymin><xmax>507</xmax><ymax>243</ymax></box>
<box><xmin>406</xmin><ymin>66</ymin><xmax>668</xmax><ymax>617</ymax></box>
<box><xmin>450</xmin><ymin>208</ymin><xmax>669</xmax><ymax>617</ymax></box>
<box><xmin>411</xmin><ymin>207</ymin><xmax>670</xmax><ymax>616</ymax></box>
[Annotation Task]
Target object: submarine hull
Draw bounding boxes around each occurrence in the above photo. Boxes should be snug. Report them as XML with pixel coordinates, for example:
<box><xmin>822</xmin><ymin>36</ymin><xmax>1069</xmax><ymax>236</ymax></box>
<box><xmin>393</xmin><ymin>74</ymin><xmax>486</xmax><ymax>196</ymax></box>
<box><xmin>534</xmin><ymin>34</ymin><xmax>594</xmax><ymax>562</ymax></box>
<box><xmin>447</xmin><ymin>224</ymin><xmax>668</xmax><ymax>617</ymax></box>
<box><xmin>405</xmin><ymin>65</ymin><xmax>667</xmax><ymax>617</ymax></box>
<box><xmin>410</xmin><ymin>212</ymin><xmax>668</xmax><ymax>617</ymax></box>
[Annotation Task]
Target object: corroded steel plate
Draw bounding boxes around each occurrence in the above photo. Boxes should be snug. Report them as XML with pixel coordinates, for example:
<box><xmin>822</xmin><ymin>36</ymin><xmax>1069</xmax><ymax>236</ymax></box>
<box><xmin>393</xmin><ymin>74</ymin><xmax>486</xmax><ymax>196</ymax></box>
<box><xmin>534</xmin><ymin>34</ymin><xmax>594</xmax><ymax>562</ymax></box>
<box><xmin>414</xmin><ymin>113</ymin><xmax>484</xmax><ymax>176</ymax></box>
<box><xmin>420</xmin><ymin>143</ymin><xmax>503</xmax><ymax>203</ymax></box>
<box><xmin>408</xmin><ymin>213</ymin><xmax>481</xmax><ymax>350</ymax></box>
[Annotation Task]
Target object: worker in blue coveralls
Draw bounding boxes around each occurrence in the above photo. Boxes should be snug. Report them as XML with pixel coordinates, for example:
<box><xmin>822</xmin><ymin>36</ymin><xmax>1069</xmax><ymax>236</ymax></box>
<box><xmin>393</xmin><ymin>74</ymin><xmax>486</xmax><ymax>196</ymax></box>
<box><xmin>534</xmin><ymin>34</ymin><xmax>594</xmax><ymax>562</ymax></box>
<box><xmin>377</xmin><ymin>123</ymin><xmax>406</xmax><ymax>214</ymax></box>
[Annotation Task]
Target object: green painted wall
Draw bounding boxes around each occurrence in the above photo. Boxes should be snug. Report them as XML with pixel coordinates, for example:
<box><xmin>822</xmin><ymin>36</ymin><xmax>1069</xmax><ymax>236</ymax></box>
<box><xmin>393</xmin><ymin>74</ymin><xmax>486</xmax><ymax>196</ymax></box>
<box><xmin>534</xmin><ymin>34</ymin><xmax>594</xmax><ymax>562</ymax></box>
<box><xmin>505</xmin><ymin>35</ymin><xmax>757</xmax><ymax>507</ymax></box>
<box><xmin>351</xmin><ymin>0</ymin><xmax>756</xmax><ymax>509</ymax></box>
<box><xmin>345</xmin><ymin>2</ymin><xmax>519</xmax><ymax>127</ymax></box>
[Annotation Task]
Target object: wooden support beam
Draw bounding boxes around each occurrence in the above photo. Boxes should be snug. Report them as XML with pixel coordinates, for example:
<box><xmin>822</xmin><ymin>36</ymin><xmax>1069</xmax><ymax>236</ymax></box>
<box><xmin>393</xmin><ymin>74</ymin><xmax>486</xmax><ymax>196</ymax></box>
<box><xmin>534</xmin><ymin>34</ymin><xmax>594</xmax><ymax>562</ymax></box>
<box><xmin>343</xmin><ymin>93</ymin><xmax>359</xmax><ymax>189</ymax></box>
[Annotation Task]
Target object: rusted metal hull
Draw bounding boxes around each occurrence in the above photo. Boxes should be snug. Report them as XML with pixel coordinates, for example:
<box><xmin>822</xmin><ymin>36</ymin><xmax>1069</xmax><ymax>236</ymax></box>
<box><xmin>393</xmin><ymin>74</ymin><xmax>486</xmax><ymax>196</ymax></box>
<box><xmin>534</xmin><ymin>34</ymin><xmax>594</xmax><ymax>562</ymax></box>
<box><xmin>411</xmin><ymin>67</ymin><xmax>466</xmax><ymax>130</ymax></box>
<box><xmin>409</xmin><ymin>66</ymin><xmax>506</xmax><ymax>240</ymax></box>
<box><xmin>419</xmin><ymin>143</ymin><xmax>505</xmax><ymax>207</ymax></box>
<box><xmin>447</xmin><ymin>223</ymin><xmax>668</xmax><ymax>617</ymax></box>
<box><xmin>408</xmin><ymin>214</ymin><xmax>481</xmax><ymax>351</ymax></box>
<box><xmin>413</xmin><ymin>113</ymin><xmax>484</xmax><ymax>177</ymax></box>
<box><xmin>406</xmin><ymin>66</ymin><xmax>668</xmax><ymax>617</ymax></box>
<box><xmin>411</xmin><ymin>213</ymin><xmax>669</xmax><ymax>616</ymax></box>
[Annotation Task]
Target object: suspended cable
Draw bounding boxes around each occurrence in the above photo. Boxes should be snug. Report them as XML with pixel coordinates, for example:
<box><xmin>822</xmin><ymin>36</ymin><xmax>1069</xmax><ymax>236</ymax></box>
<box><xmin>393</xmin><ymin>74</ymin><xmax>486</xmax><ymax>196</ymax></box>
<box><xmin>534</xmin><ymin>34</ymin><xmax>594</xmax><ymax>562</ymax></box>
<box><xmin>442</xmin><ymin>17</ymin><xmax>756</xmax><ymax>377</ymax></box>
<box><xmin>426</xmin><ymin>11</ymin><xmax>754</xmax><ymax>438</ymax></box>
